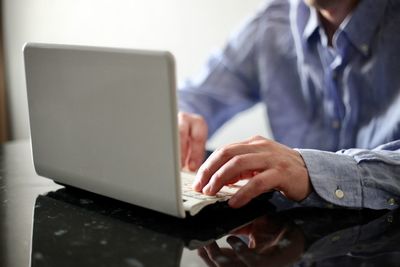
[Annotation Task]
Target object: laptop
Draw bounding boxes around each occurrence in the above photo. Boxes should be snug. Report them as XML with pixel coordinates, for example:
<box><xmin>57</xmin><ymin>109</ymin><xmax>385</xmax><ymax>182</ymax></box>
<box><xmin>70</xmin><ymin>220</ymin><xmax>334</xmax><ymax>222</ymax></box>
<box><xmin>23</xmin><ymin>43</ymin><xmax>243</xmax><ymax>218</ymax></box>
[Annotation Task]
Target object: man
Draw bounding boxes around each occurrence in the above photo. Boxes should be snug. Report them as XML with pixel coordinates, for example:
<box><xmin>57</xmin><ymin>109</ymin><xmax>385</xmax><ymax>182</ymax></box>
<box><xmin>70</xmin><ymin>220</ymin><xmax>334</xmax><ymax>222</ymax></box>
<box><xmin>178</xmin><ymin>0</ymin><xmax>400</xmax><ymax>210</ymax></box>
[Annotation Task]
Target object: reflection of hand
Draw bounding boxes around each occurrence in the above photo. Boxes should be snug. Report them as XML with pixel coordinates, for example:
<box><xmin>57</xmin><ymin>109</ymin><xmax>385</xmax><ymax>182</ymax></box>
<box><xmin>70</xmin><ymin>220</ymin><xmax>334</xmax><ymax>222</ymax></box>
<box><xmin>197</xmin><ymin>215</ymin><xmax>305</xmax><ymax>267</ymax></box>
<box><xmin>198</xmin><ymin>242</ymin><xmax>247</xmax><ymax>267</ymax></box>
<box><xmin>193</xmin><ymin>135</ymin><xmax>311</xmax><ymax>208</ymax></box>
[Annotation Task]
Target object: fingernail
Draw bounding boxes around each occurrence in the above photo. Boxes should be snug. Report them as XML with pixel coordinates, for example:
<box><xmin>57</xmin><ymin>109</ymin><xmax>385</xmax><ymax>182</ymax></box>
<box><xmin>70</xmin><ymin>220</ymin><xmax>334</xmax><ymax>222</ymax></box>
<box><xmin>203</xmin><ymin>184</ymin><xmax>211</xmax><ymax>195</ymax></box>
<box><xmin>192</xmin><ymin>181</ymin><xmax>201</xmax><ymax>191</ymax></box>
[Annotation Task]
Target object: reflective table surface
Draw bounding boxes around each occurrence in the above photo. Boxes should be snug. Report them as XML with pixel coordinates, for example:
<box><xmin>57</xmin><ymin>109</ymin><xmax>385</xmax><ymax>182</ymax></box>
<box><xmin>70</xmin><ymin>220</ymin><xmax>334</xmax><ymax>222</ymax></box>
<box><xmin>1</xmin><ymin>140</ymin><xmax>399</xmax><ymax>267</ymax></box>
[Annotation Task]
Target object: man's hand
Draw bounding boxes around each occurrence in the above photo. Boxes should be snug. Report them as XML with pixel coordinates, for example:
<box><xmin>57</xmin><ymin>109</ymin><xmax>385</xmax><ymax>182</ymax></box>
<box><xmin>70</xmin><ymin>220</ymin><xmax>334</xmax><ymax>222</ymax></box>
<box><xmin>178</xmin><ymin>112</ymin><xmax>208</xmax><ymax>171</ymax></box>
<box><xmin>193</xmin><ymin>135</ymin><xmax>312</xmax><ymax>208</ymax></box>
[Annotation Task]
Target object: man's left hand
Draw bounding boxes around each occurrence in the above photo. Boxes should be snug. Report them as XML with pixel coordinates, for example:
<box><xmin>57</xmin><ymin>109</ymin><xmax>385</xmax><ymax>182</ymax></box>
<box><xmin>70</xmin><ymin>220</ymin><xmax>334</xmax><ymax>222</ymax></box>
<box><xmin>193</xmin><ymin>135</ymin><xmax>312</xmax><ymax>208</ymax></box>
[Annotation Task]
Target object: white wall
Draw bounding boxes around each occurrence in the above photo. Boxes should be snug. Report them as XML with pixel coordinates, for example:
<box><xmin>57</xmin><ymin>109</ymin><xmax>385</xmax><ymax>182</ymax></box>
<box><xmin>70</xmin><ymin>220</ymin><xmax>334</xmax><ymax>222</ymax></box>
<box><xmin>3</xmin><ymin>0</ymin><xmax>270</xmax><ymax>148</ymax></box>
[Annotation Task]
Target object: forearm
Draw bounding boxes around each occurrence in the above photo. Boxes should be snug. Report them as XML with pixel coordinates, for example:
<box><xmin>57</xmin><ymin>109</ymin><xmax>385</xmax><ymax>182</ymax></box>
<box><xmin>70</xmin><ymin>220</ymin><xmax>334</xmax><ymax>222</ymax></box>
<box><xmin>178</xmin><ymin>77</ymin><xmax>256</xmax><ymax>137</ymax></box>
<box><xmin>297</xmin><ymin>140</ymin><xmax>400</xmax><ymax>209</ymax></box>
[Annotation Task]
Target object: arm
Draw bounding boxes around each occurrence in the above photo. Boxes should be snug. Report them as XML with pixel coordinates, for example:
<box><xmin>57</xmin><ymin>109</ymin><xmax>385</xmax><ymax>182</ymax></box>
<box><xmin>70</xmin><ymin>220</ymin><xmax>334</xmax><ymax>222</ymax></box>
<box><xmin>178</xmin><ymin>9</ymin><xmax>263</xmax><ymax>137</ymax></box>
<box><xmin>298</xmin><ymin>140</ymin><xmax>400</xmax><ymax>209</ymax></box>
<box><xmin>193</xmin><ymin>136</ymin><xmax>400</xmax><ymax>210</ymax></box>
<box><xmin>178</xmin><ymin>8</ymin><xmax>267</xmax><ymax>170</ymax></box>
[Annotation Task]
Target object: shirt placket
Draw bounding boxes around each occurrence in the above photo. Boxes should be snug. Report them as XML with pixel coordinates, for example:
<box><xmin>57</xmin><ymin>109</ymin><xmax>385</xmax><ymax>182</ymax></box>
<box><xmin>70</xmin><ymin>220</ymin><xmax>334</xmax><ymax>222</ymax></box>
<box><xmin>318</xmin><ymin>42</ymin><xmax>346</xmax><ymax>150</ymax></box>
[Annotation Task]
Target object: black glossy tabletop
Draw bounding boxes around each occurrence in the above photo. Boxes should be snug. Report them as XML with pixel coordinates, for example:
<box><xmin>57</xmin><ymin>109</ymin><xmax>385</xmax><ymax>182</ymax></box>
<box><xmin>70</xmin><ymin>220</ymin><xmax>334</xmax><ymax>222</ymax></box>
<box><xmin>1</xmin><ymin>140</ymin><xmax>399</xmax><ymax>267</ymax></box>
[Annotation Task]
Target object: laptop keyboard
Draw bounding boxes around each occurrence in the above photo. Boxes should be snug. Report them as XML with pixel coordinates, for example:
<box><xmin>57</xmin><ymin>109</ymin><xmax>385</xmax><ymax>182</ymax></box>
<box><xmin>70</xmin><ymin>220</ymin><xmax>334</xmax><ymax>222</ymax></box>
<box><xmin>180</xmin><ymin>171</ymin><xmax>239</xmax><ymax>201</ymax></box>
<box><xmin>180</xmin><ymin>171</ymin><xmax>248</xmax><ymax>215</ymax></box>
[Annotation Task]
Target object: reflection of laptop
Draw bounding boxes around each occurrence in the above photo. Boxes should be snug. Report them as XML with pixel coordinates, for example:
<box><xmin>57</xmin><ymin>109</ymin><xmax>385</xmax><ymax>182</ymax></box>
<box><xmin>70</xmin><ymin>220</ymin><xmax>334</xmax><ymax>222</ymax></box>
<box><xmin>32</xmin><ymin>193</ymin><xmax>185</xmax><ymax>267</ymax></box>
<box><xmin>24</xmin><ymin>43</ymin><xmax>243</xmax><ymax>218</ymax></box>
<box><xmin>32</xmin><ymin>188</ymin><xmax>270</xmax><ymax>266</ymax></box>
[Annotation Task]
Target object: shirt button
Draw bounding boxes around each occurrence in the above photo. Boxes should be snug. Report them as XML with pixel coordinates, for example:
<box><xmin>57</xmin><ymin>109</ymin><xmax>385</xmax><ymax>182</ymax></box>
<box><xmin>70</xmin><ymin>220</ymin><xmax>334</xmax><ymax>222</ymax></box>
<box><xmin>360</xmin><ymin>44</ymin><xmax>369</xmax><ymax>54</ymax></box>
<box><xmin>388</xmin><ymin>198</ymin><xmax>397</xmax><ymax>206</ymax></box>
<box><xmin>332</xmin><ymin>120</ymin><xmax>341</xmax><ymax>129</ymax></box>
<box><xmin>335</xmin><ymin>189</ymin><xmax>344</xmax><ymax>199</ymax></box>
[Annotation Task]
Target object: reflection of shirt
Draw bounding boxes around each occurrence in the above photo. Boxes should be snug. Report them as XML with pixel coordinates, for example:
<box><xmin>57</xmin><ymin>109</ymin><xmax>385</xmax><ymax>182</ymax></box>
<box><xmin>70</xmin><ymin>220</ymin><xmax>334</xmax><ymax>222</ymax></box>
<box><xmin>300</xmin><ymin>210</ymin><xmax>400</xmax><ymax>266</ymax></box>
<box><xmin>178</xmin><ymin>0</ymin><xmax>400</xmax><ymax>209</ymax></box>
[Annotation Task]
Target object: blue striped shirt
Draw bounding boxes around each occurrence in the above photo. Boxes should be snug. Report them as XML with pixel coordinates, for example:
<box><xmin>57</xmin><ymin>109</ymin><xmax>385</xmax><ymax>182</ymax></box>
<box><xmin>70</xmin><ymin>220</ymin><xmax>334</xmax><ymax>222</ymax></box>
<box><xmin>178</xmin><ymin>0</ymin><xmax>400</xmax><ymax>209</ymax></box>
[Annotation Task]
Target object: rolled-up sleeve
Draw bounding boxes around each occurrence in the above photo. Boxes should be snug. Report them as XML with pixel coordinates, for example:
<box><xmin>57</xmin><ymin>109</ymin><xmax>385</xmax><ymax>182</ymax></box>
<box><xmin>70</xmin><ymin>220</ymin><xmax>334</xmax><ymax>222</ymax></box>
<box><xmin>296</xmin><ymin>140</ymin><xmax>400</xmax><ymax>210</ymax></box>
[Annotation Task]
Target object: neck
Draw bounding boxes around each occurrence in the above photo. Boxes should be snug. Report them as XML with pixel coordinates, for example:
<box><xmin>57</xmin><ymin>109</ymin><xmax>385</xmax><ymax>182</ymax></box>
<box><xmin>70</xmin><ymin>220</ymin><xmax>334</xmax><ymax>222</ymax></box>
<box><xmin>317</xmin><ymin>0</ymin><xmax>359</xmax><ymax>46</ymax></box>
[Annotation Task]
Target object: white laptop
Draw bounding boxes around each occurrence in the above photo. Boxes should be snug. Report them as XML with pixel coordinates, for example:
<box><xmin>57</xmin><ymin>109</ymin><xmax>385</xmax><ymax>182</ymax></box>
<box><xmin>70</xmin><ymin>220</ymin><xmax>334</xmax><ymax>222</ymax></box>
<box><xmin>23</xmin><ymin>43</ymin><xmax>242</xmax><ymax>218</ymax></box>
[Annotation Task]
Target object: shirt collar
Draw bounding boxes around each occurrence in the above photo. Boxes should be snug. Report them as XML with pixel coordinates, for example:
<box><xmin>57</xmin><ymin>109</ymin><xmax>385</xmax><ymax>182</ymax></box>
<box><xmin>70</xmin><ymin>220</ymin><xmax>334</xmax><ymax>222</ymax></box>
<box><xmin>301</xmin><ymin>0</ymin><xmax>388</xmax><ymax>56</ymax></box>
<box><xmin>341</xmin><ymin>0</ymin><xmax>388</xmax><ymax>56</ymax></box>
<box><xmin>302</xmin><ymin>7</ymin><xmax>319</xmax><ymax>42</ymax></box>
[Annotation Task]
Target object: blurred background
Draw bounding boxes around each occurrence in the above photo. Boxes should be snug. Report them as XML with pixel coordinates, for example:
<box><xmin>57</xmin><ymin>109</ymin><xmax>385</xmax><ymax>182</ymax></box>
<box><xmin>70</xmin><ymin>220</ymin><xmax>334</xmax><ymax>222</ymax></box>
<box><xmin>0</xmin><ymin>0</ymin><xmax>270</xmax><ymax>149</ymax></box>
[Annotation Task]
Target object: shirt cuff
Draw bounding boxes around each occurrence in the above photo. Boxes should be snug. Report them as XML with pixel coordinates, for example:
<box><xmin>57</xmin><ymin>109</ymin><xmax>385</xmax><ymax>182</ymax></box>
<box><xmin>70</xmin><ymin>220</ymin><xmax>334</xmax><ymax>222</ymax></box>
<box><xmin>298</xmin><ymin>191</ymin><xmax>338</xmax><ymax>208</ymax></box>
<box><xmin>295</xmin><ymin>149</ymin><xmax>363</xmax><ymax>208</ymax></box>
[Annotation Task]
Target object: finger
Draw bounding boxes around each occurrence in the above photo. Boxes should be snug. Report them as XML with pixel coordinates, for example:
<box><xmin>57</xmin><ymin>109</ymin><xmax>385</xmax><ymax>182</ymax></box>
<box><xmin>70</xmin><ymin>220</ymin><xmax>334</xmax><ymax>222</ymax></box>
<box><xmin>256</xmin><ymin>228</ymin><xmax>288</xmax><ymax>254</ymax></box>
<box><xmin>203</xmin><ymin>153</ymin><xmax>271</xmax><ymax>195</ymax></box>
<box><xmin>197</xmin><ymin>247</ymin><xmax>218</xmax><ymax>267</ymax></box>
<box><xmin>193</xmin><ymin>143</ymin><xmax>258</xmax><ymax>192</ymax></box>
<box><xmin>228</xmin><ymin>170</ymin><xmax>278</xmax><ymax>208</ymax></box>
<box><xmin>227</xmin><ymin>236</ymin><xmax>252</xmax><ymax>254</ymax></box>
<box><xmin>227</xmin><ymin>236</ymin><xmax>259</xmax><ymax>267</ymax></box>
<box><xmin>178</xmin><ymin>114</ymin><xmax>190</xmax><ymax>168</ymax></box>
<box><xmin>204</xmin><ymin>242</ymin><xmax>225</xmax><ymax>266</ymax></box>
<box><xmin>223</xmin><ymin>173</ymin><xmax>251</xmax><ymax>188</ymax></box>
<box><xmin>187</xmin><ymin>116</ymin><xmax>207</xmax><ymax>171</ymax></box>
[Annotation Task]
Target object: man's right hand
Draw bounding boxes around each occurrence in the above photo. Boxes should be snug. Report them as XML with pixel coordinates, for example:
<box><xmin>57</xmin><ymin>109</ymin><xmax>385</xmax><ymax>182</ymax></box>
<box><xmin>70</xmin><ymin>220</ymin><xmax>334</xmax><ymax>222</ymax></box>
<box><xmin>178</xmin><ymin>112</ymin><xmax>208</xmax><ymax>172</ymax></box>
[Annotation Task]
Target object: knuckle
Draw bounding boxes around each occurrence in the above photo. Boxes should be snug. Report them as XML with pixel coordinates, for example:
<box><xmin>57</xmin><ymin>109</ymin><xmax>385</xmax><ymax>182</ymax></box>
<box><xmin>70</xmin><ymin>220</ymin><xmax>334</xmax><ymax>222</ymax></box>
<box><xmin>232</xmin><ymin>155</ymin><xmax>246</xmax><ymax>167</ymax></box>
<box><xmin>275</xmin><ymin>159</ymin><xmax>290</xmax><ymax>172</ymax></box>
<box><xmin>195</xmin><ymin>116</ymin><xmax>207</xmax><ymax>129</ymax></box>
<box><xmin>178</xmin><ymin>112</ymin><xmax>188</xmax><ymax>120</ymax></box>
<box><xmin>249</xmin><ymin>135</ymin><xmax>265</xmax><ymax>143</ymax></box>
<box><xmin>192</xmin><ymin>114</ymin><xmax>203</xmax><ymax>122</ymax></box>
<box><xmin>260</xmin><ymin>139</ymin><xmax>273</xmax><ymax>149</ymax></box>
<box><xmin>180</xmin><ymin>112</ymin><xmax>202</xmax><ymax>123</ymax></box>
<box><xmin>252</xmin><ymin>177</ymin><xmax>264</xmax><ymax>188</ymax></box>
<box><xmin>252</xmin><ymin>176</ymin><xmax>271</xmax><ymax>192</ymax></box>
<box><xmin>190</xmin><ymin>116</ymin><xmax>208</xmax><ymax>141</ymax></box>
<box><xmin>218</xmin><ymin>147</ymin><xmax>232</xmax><ymax>160</ymax></box>
<box><xmin>278</xmin><ymin>161</ymin><xmax>289</xmax><ymax>171</ymax></box>
<box><xmin>213</xmin><ymin>171</ymin><xmax>223</xmax><ymax>183</ymax></box>
<box><xmin>178</xmin><ymin>126</ymin><xmax>187</xmax><ymax>136</ymax></box>
<box><xmin>252</xmin><ymin>135</ymin><xmax>264</xmax><ymax>140</ymax></box>
<box><xmin>200</xmin><ymin>166</ymin><xmax>212</xmax><ymax>177</ymax></box>
<box><xmin>192</xmin><ymin>130</ymin><xmax>207</xmax><ymax>142</ymax></box>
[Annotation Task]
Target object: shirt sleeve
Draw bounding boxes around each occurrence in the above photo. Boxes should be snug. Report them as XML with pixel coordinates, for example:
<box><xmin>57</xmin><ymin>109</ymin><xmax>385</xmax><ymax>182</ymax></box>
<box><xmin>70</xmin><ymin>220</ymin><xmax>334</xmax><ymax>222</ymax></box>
<box><xmin>296</xmin><ymin>140</ymin><xmax>400</xmax><ymax>210</ymax></box>
<box><xmin>178</xmin><ymin>9</ymin><xmax>263</xmax><ymax>137</ymax></box>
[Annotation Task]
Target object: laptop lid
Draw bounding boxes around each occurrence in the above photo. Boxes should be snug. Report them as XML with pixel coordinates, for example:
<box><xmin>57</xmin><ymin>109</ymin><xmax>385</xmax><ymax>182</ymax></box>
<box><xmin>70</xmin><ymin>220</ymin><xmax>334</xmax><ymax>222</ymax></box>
<box><xmin>24</xmin><ymin>43</ymin><xmax>185</xmax><ymax>218</ymax></box>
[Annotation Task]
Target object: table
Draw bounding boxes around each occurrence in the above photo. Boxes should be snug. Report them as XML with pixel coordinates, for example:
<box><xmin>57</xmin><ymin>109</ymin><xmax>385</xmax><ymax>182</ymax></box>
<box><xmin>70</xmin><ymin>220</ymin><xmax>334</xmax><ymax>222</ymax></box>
<box><xmin>1</xmin><ymin>140</ymin><xmax>399</xmax><ymax>267</ymax></box>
